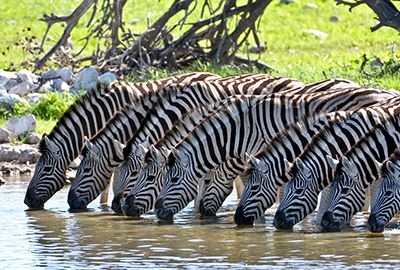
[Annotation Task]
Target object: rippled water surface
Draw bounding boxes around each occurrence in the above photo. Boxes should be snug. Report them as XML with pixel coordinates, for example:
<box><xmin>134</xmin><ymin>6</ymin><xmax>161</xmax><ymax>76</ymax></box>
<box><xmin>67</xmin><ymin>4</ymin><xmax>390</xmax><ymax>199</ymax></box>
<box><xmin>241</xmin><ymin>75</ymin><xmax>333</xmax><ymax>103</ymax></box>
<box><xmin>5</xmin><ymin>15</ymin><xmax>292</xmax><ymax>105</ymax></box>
<box><xmin>1</xmin><ymin>175</ymin><xmax>400</xmax><ymax>269</ymax></box>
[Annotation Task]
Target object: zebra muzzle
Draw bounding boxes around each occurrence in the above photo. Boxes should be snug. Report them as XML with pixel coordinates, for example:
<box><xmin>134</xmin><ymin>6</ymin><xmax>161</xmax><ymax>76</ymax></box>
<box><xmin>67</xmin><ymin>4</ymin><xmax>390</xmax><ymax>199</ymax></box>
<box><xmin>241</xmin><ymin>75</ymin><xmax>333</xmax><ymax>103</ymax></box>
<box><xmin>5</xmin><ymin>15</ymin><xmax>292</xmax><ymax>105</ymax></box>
<box><xmin>367</xmin><ymin>213</ymin><xmax>385</xmax><ymax>233</ymax></box>
<box><xmin>320</xmin><ymin>211</ymin><xmax>341</xmax><ymax>232</ymax></box>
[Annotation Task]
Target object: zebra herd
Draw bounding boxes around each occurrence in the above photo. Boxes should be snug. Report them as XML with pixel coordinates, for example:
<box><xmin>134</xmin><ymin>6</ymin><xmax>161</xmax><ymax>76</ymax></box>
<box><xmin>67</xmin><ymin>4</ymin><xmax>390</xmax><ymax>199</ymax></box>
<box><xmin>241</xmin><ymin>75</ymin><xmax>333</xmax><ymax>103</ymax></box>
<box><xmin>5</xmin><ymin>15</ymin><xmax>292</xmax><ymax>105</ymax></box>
<box><xmin>24</xmin><ymin>72</ymin><xmax>400</xmax><ymax>233</ymax></box>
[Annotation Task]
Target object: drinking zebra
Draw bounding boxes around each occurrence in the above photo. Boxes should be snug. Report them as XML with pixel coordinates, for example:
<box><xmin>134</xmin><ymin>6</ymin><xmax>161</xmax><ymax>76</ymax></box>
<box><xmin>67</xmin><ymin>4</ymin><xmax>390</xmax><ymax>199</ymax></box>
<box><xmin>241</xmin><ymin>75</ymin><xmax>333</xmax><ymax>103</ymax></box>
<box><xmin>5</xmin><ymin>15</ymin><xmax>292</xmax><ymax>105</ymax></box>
<box><xmin>115</xmin><ymin>78</ymin><xmax>358</xmax><ymax>214</ymax></box>
<box><xmin>273</xmin><ymin>102</ymin><xmax>400</xmax><ymax>229</ymax></box>
<box><xmin>153</xmin><ymin>88</ymin><xmax>395</xmax><ymax>220</ymax></box>
<box><xmin>368</xmin><ymin>149</ymin><xmax>400</xmax><ymax>232</ymax></box>
<box><xmin>68</xmin><ymin>75</ymin><xmax>304</xmax><ymax>209</ymax></box>
<box><xmin>24</xmin><ymin>72</ymin><xmax>219</xmax><ymax>209</ymax></box>
<box><xmin>320</xmin><ymin>112</ymin><xmax>400</xmax><ymax>231</ymax></box>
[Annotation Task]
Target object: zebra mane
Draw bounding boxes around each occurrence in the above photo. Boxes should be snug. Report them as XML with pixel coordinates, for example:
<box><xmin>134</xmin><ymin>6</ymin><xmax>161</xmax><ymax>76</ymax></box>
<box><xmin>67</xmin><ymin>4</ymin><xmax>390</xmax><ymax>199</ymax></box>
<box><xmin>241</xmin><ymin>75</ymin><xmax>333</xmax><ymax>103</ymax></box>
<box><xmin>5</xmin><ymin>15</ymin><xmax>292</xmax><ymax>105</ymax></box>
<box><xmin>380</xmin><ymin>148</ymin><xmax>400</xmax><ymax>177</ymax></box>
<box><xmin>45</xmin><ymin>81</ymin><xmax>107</xmax><ymax>140</ymax></box>
<box><xmin>288</xmin><ymin>116</ymin><xmax>345</xmax><ymax>176</ymax></box>
<box><xmin>257</xmin><ymin>112</ymin><xmax>331</xmax><ymax>159</ymax></box>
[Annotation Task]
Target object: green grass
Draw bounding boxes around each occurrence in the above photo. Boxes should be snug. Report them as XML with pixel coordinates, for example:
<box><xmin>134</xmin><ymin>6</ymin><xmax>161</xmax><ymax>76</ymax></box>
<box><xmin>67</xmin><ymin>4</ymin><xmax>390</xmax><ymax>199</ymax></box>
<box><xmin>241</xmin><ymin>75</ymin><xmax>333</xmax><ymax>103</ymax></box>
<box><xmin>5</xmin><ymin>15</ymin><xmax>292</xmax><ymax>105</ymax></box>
<box><xmin>0</xmin><ymin>0</ymin><xmax>399</xmax><ymax>135</ymax></box>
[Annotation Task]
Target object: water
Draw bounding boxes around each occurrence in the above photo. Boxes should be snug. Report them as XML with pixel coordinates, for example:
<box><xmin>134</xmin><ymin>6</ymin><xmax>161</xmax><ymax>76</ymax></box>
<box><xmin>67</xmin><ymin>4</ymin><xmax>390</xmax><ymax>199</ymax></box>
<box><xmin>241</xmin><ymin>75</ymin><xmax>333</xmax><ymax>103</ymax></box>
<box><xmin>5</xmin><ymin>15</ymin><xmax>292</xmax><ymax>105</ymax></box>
<box><xmin>1</xmin><ymin>175</ymin><xmax>400</xmax><ymax>269</ymax></box>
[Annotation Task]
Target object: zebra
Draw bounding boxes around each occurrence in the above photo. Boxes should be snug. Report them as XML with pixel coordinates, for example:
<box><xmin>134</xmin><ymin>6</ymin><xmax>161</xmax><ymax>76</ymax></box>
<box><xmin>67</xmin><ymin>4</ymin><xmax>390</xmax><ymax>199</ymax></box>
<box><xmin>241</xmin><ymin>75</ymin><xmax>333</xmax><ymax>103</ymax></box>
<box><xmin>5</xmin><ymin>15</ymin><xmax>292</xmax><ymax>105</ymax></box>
<box><xmin>153</xmin><ymin>88</ymin><xmax>396</xmax><ymax>221</ymax></box>
<box><xmin>234</xmin><ymin>99</ymin><xmax>400</xmax><ymax>225</ymax></box>
<box><xmin>273</xmin><ymin>103</ymin><xmax>400</xmax><ymax>229</ymax></box>
<box><xmin>368</xmin><ymin>149</ymin><xmax>400</xmax><ymax>232</ymax></box>
<box><xmin>68</xmin><ymin>75</ymin><xmax>304</xmax><ymax>209</ymax></box>
<box><xmin>320</xmin><ymin>113</ymin><xmax>400</xmax><ymax>231</ymax></box>
<box><xmin>112</xmin><ymin>79</ymin><xmax>356</xmax><ymax>215</ymax></box>
<box><xmin>24</xmin><ymin>72</ymin><xmax>217</xmax><ymax>209</ymax></box>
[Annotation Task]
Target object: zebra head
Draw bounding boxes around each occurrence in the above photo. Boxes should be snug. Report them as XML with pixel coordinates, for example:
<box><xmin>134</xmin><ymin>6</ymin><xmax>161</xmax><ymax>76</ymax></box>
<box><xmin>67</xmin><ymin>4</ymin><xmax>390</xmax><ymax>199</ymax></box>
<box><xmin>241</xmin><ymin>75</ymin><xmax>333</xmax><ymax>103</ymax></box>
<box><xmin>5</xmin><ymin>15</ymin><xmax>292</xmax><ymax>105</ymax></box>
<box><xmin>274</xmin><ymin>158</ymin><xmax>319</xmax><ymax>229</ymax></box>
<box><xmin>121</xmin><ymin>146</ymin><xmax>169</xmax><ymax>217</ymax></box>
<box><xmin>25</xmin><ymin>134</ymin><xmax>66</xmax><ymax>209</ymax></box>
<box><xmin>68</xmin><ymin>139</ymin><xmax>125</xmax><ymax>209</ymax></box>
<box><xmin>368</xmin><ymin>159</ymin><xmax>400</xmax><ymax>233</ymax></box>
<box><xmin>235</xmin><ymin>153</ymin><xmax>277</xmax><ymax>225</ymax></box>
<box><xmin>199</xmin><ymin>160</ymin><xmax>239</xmax><ymax>217</ymax></box>
<box><xmin>321</xmin><ymin>156</ymin><xmax>369</xmax><ymax>232</ymax></box>
<box><xmin>155</xmin><ymin>148</ymin><xmax>197</xmax><ymax>221</ymax></box>
<box><xmin>111</xmin><ymin>140</ymin><xmax>150</xmax><ymax>213</ymax></box>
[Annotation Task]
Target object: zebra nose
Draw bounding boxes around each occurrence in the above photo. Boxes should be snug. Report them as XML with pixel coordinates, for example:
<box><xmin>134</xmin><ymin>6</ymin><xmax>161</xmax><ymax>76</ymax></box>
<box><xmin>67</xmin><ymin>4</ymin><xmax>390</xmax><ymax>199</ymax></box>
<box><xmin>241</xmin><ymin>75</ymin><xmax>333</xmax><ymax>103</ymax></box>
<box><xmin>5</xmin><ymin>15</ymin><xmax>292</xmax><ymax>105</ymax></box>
<box><xmin>155</xmin><ymin>198</ymin><xmax>164</xmax><ymax>210</ymax></box>
<box><xmin>368</xmin><ymin>214</ymin><xmax>385</xmax><ymax>233</ymax></box>
<box><xmin>234</xmin><ymin>205</ymin><xmax>254</xmax><ymax>225</ymax></box>
<box><xmin>273</xmin><ymin>209</ymin><xmax>293</xmax><ymax>229</ymax></box>
<box><xmin>199</xmin><ymin>199</ymin><xmax>216</xmax><ymax>217</ymax></box>
<box><xmin>68</xmin><ymin>189</ymin><xmax>88</xmax><ymax>209</ymax></box>
<box><xmin>121</xmin><ymin>194</ymin><xmax>141</xmax><ymax>216</ymax></box>
<box><xmin>24</xmin><ymin>188</ymin><xmax>44</xmax><ymax>210</ymax></box>
<box><xmin>321</xmin><ymin>211</ymin><xmax>341</xmax><ymax>232</ymax></box>
<box><xmin>111</xmin><ymin>193</ymin><xmax>123</xmax><ymax>214</ymax></box>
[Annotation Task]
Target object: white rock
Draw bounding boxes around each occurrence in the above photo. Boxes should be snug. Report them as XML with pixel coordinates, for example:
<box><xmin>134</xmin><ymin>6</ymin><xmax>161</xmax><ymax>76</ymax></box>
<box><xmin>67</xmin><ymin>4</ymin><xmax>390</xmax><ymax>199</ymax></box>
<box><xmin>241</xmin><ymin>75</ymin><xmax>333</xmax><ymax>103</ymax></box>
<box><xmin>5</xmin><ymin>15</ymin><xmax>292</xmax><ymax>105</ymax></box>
<box><xmin>304</xmin><ymin>3</ymin><xmax>317</xmax><ymax>9</ymax></box>
<box><xmin>304</xmin><ymin>29</ymin><xmax>329</xmax><ymax>39</ymax></box>
<box><xmin>17</xmin><ymin>69</ymin><xmax>38</xmax><ymax>84</ymax></box>
<box><xmin>72</xmin><ymin>67</ymin><xmax>99</xmax><ymax>92</ymax></box>
<box><xmin>3</xmin><ymin>114</ymin><xmax>36</xmax><ymax>137</ymax></box>
<box><xmin>0</xmin><ymin>92</ymin><xmax>22</xmax><ymax>110</ymax></box>
<box><xmin>25</xmin><ymin>133</ymin><xmax>41</xmax><ymax>144</ymax></box>
<box><xmin>0</xmin><ymin>85</ymin><xmax>6</xmax><ymax>92</ymax></box>
<box><xmin>37</xmin><ymin>81</ymin><xmax>52</xmax><ymax>93</ymax></box>
<box><xmin>9</xmin><ymin>81</ymin><xmax>38</xmax><ymax>96</ymax></box>
<box><xmin>0</xmin><ymin>145</ymin><xmax>20</xmax><ymax>162</ymax></box>
<box><xmin>0</xmin><ymin>176</ymin><xmax>5</xmax><ymax>185</ymax></box>
<box><xmin>0</xmin><ymin>70</ymin><xmax>17</xmax><ymax>87</ymax></box>
<box><xmin>19</xmin><ymin>148</ymin><xmax>40</xmax><ymax>163</ymax></box>
<box><xmin>52</xmin><ymin>79</ymin><xmax>70</xmax><ymax>92</ymax></box>
<box><xmin>42</xmin><ymin>68</ymin><xmax>74</xmax><ymax>83</ymax></box>
<box><xmin>26</xmin><ymin>93</ymin><xmax>44</xmax><ymax>104</ymax></box>
<box><xmin>99</xmin><ymin>72</ymin><xmax>117</xmax><ymax>86</ymax></box>
<box><xmin>0</xmin><ymin>128</ymin><xmax>12</xmax><ymax>143</ymax></box>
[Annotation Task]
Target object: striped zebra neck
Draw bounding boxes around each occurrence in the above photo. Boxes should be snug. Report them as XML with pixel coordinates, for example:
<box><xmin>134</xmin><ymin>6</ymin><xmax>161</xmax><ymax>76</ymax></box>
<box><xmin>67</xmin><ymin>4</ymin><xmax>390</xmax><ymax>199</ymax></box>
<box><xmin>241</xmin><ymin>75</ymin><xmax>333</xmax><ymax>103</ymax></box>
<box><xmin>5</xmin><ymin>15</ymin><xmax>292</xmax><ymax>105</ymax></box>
<box><xmin>336</xmin><ymin>117</ymin><xmax>400</xmax><ymax>188</ymax></box>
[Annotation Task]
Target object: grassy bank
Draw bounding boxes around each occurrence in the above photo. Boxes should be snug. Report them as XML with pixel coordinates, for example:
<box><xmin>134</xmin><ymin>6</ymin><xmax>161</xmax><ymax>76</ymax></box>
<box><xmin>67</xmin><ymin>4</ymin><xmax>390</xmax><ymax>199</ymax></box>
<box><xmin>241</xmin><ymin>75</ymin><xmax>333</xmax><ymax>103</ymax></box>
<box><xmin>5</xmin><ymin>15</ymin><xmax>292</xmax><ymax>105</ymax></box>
<box><xmin>0</xmin><ymin>0</ymin><xmax>399</xmax><ymax>134</ymax></box>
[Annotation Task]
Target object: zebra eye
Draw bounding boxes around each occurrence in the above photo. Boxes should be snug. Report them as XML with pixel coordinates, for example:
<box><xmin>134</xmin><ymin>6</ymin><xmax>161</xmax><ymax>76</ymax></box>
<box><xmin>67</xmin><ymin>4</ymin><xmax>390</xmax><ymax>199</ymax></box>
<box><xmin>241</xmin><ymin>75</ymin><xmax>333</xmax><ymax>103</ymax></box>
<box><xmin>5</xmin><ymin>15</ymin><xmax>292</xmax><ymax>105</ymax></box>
<box><xmin>341</xmin><ymin>187</ymin><xmax>350</xmax><ymax>195</ymax></box>
<box><xmin>250</xmin><ymin>184</ymin><xmax>260</xmax><ymax>191</ymax></box>
<box><xmin>147</xmin><ymin>175</ymin><xmax>155</xmax><ymax>182</ymax></box>
<box><xmin>294</xmin><ymin>188</ymin><xmax>303</xmax><ymax>195</ymax></box>
<box><xmin>384</xmin><ymin>190</ymin><xmax>393</xmax><ymax>197</ymax></box>
<box><xmin>83</xmin><ymin>167</ymin><xmax>92</xmax><ymax>174</ymax></box>
<box><xmin>170</xmin><ymin>177</ymin><xmax>179</xmax><ymax>184</ymax></box>
<box><xmin>43</xmin><ymin>166</ymin><xmax>53</xmax><ymax>173</ymax></box>
<box><xmin>204</xmin><ymin>179</ymin><xmax>211</xmax><ymax>185</ymax></box>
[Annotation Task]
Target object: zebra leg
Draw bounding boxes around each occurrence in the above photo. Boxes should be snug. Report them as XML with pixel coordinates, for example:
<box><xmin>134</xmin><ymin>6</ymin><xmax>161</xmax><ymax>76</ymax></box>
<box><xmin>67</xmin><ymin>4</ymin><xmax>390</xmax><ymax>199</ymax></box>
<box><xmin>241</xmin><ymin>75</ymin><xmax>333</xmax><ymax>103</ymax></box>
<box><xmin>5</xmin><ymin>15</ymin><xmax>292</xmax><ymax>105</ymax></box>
<box><xmin>362</xmin><ymin>186</ymin><xmax>371</xmax><ymax>212</ymax></box>
<box><xmin>100</xmin><ymin>180</ymin><xmax>111</xmax><ymax>205</ymax></box>
<box><xmin>314</xmin><ymin>185</ymin><xmax>331</xmax><ymax>225</ymax></box>
<box><xmin>235</xmin><ymin>175</ymin><xmax>245</xmax><ymax>200</ymax></box>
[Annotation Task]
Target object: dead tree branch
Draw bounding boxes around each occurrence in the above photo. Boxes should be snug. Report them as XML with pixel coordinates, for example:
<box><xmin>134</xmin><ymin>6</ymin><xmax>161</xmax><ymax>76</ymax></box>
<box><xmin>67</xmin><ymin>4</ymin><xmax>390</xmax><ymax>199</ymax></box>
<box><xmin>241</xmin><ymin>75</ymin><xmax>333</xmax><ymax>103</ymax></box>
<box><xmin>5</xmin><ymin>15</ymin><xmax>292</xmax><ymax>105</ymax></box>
<box><xmin>336</xmin><ymin>0</ymin><xmax>400</xmax><ymax>32</ymax></box>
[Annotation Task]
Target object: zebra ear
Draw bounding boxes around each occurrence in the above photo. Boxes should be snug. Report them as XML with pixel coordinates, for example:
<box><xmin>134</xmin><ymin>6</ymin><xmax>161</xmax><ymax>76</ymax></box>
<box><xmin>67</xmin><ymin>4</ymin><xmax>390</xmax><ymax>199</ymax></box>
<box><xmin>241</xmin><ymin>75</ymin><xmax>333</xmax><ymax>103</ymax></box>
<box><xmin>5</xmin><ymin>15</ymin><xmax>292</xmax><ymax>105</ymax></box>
<box><xmin>373</xmin><ymin>159</ymin><xmax>383</xmax><ymax>171</ymax></box>
<box><xmin>149</xmin><ymin>145</ymin><xmax>166</xmax><ymax>164</ymax></box>
<box><xmin>43</xmin><ymin>134</ymin><xmax>60</xmax><ymax>153</ymax></box>
<box><xmin>135</xmin><ymin>141</ymin><xmax>149</xmax><ymax>156</ymax></box>
<box><xmin>386</xmin><ymin>161</ymin><xmax>400</xmax><ymax>179</ymax></box>
<box><xmin>294</xmin><ymin>158</ymin><xmax>305</xmax><ymax>171</ymax></box>
<box><xmin>85</xmin><ymin>139</ymin><xmax>100</xmax><ymax>157</ymax></box>
<box><xmin>284</xmin><ymin>158</ymin><xmax>293</xmax><ymax>171</ymax></box>
<box><xmin>342</xmin><ymin>156</ymin><xmax>355</xmax><ymax>170</ymax></box>
<box><xmin>113</xmin><ymin>140</ymin><xmax>126</xmax><ymax>161</ymax></box>
<box><xmin>326</xmin><ymin>155</ymin><xmax>339</xmax><ymax>171</ymax></box>
<box><xmin>246</xmin><ymin>153</ymin><xmax>267</xmax><ymax>172</ymax></box>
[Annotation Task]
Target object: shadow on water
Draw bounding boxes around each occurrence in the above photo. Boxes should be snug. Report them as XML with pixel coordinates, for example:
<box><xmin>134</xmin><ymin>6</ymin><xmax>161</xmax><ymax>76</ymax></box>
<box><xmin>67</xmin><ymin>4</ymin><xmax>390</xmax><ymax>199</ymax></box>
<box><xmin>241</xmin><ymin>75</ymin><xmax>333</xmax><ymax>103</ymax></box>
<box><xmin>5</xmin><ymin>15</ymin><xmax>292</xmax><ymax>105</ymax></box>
<box><xmin>1</xmin><ymin>175</ymin><xmax>400</xmax><ymax>269</ymax></box>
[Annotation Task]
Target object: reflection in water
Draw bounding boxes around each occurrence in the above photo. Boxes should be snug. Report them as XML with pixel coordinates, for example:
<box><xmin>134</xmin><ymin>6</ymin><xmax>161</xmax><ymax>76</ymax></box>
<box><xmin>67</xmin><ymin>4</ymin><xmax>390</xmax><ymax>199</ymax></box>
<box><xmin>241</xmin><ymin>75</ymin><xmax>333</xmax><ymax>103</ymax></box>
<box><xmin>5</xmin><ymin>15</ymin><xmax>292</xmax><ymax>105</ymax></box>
<box><xmin>1</xmin><ymin>175</ymin><xmax>400</xmax><ymax>269</ymax></box>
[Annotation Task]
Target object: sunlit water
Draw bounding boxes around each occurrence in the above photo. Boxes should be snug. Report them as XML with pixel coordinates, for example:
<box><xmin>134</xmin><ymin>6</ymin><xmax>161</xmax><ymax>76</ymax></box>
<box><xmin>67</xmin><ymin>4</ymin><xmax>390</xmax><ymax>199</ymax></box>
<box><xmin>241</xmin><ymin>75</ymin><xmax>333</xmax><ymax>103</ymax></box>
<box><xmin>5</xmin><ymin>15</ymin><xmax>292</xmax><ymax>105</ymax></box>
<box><xmin>1</xmin><ymin>175</ymin><xmax>400</xmax><ymax>269</ymax></box>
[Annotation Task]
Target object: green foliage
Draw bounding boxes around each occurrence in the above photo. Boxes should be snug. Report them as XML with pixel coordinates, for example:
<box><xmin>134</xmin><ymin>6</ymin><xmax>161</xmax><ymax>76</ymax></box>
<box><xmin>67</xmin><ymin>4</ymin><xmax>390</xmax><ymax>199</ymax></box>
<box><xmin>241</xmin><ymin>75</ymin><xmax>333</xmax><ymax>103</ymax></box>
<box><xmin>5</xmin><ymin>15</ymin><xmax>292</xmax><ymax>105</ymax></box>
<box><xmin>12</xmin><ymin>91</ymin><xmax>76</xmax><ymax>120</ymax></box>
